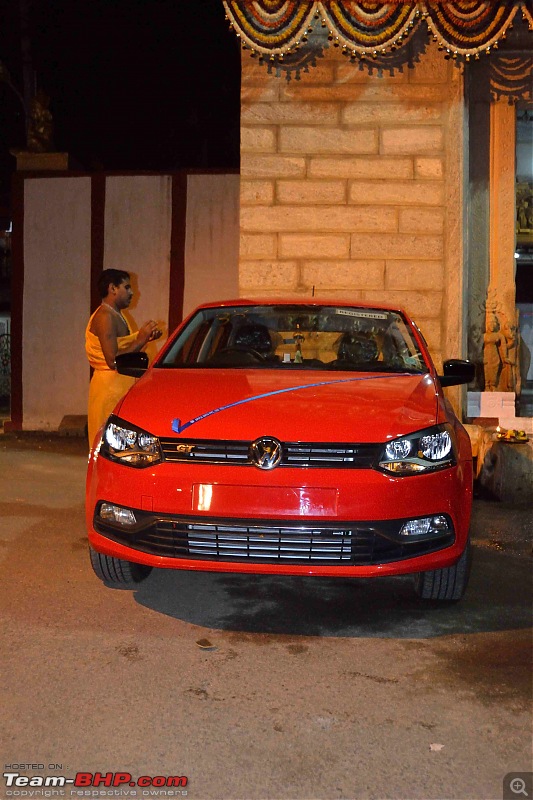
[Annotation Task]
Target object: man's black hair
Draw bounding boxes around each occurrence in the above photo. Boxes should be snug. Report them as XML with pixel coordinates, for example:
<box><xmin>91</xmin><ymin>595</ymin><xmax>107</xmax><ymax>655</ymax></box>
<box><xmin>98</xmin><ymin>269</ymin><xmax>130</xmax><ymax>299</ymax></box>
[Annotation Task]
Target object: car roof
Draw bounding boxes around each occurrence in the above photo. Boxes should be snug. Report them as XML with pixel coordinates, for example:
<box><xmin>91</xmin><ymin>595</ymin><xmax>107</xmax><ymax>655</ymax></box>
<box><xmin>194</xmin><ymin>298</ymin><xmax>408</xmax><ymax>315</ymax></box>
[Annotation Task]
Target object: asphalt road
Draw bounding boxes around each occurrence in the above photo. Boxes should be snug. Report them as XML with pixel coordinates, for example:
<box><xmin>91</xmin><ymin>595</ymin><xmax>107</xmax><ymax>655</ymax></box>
<box><xmin>0</xmin><ymin>434</ymin><xmax>531</xmax><ymax>800</ymax></box>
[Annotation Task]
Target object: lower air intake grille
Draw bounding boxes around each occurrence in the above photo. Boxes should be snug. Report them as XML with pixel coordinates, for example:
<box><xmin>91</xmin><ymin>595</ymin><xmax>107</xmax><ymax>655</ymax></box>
<box><xmin>165</xmin><ymin>521</ymin><xmax>357</xmax><ymax>562</ymax></box>
<box><xmin>96</xmin><ymin>514</ymin><xmax>454</xmax><ymax>566</ymax></box>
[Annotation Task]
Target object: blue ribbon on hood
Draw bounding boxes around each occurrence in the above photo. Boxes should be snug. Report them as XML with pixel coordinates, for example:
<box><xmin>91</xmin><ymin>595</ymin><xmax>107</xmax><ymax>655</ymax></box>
<box><xmin>171</xmin><ymin>373</ymin><xmax>414</xmax><ymax>434</ymax></box>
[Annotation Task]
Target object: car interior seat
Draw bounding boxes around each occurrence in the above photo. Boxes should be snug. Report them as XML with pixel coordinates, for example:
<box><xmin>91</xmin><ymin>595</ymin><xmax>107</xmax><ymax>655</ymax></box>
<box><xmin>232</xmin><ymin>322</ymin><xmax>276</xmax><ymax>357</ymax></box>
<box><xmin>336</xmin><ymin>332</ymin><xmax>379</xmax><ymax>365</ymax></box>
<box><xmin>208</xmin><ymin>321</ymin><xmax>279</xmax><ymax>365</ymax></box>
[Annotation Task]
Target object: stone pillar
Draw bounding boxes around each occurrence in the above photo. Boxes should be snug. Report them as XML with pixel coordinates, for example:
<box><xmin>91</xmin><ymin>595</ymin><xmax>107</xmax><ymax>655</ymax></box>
<box><xmin>488</xmin><ymin>100</ymin><xmax>516</xmax><ymax>320</ymax></box>
<box><xmin>483</xmin><ymin>100</ymin><xmax>519</xmax><ymax>396</ymax></box>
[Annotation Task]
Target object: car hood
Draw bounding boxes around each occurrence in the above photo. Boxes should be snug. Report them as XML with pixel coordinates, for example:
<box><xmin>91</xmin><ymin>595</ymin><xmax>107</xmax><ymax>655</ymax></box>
<box><xmin>116</xmin><ymin>368</ymin><xmax>438</xmax><ymax>443</ymax></box>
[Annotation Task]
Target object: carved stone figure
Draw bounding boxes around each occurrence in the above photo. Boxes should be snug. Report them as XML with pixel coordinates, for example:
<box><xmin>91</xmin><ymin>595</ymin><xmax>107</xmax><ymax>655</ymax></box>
<box><xmin>483</xmin><ymin>307</ymin><xmax>522</xmax><ymax>393</ymax></box>
<box><xmin>517</xmin><ymin>200</ymin><xmax>529</xmax><ymax>232</ymax></box>
<box><xmin>483</xmin><ymin>313</ymin><xmax>503</xmax><ymax>391</ymax></box>
<box><xmin>501</xmin><ymin>318</ymin><xmax>521</xmax><ymax>395</ymax></box>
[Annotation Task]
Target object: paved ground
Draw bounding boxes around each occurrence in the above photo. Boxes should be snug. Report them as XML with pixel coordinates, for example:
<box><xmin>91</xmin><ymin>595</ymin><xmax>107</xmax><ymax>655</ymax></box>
<box><xmin>0</xmin><ymin>432</ymin><xmax>531</xmax><ymax>800</ymax></box>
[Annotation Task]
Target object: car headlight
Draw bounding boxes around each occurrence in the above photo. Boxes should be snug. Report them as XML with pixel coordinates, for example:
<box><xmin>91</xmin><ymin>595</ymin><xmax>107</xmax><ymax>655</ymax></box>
<box><xmin>378</xmin><ymin>424</ymin><xmax>456</xmax><ymax>475</ymax></box>
<box><xmin>101</xmin><ymin>415</ymin><xmax>162</xmax><ymax>467</ymax></box>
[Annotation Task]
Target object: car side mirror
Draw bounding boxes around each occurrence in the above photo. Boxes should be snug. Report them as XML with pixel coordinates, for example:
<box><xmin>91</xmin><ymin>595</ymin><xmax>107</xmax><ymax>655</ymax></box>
<box><xmin>115</xmin><ymin>352</ymin><xmax>149</xmax><ymax>377</ymax></box>
<box><xmin>438</xmin><ymin>359</ymin><xmax>475</xmax><ymax>387</ymax></box>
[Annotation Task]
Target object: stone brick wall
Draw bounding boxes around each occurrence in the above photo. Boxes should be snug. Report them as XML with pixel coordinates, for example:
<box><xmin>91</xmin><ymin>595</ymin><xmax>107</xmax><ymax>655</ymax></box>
<box><xmin>240</xmin><ymin>41</ymin><xmax>466</xmax><ymax>370</ymax></box>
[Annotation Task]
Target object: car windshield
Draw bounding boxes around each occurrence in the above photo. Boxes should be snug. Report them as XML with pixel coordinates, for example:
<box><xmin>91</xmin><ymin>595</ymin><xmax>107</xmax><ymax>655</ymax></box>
<box><xmin>158</xmin><ymin>304</ymin><xmax>428</xmax><ymax>373</ymax></box>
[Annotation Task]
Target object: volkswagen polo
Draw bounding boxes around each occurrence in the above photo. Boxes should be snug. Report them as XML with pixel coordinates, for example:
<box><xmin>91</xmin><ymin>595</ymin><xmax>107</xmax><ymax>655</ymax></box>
<box><xmin>86</xmin><ymin>300</ymin><xmax>475</xmax><ymax>601</ymax></box>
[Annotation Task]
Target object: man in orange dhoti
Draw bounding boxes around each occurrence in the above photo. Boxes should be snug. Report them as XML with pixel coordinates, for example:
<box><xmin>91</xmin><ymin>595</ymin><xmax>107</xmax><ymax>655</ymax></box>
<box><xmin>85</xmin><ymin>269</ymin><xmax>162</xmax><ymax>446</ymax></box>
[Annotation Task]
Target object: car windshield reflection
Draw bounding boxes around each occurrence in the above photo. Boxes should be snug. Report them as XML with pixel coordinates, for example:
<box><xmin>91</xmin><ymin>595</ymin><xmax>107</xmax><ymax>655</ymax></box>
<box><xmin>158</xmin><ymin>304</ymin><xmax>428</xmax><ymax>373</ymax></box>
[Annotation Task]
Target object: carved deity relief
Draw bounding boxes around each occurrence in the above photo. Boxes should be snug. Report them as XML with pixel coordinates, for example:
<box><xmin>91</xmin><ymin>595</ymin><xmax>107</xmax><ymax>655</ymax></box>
<box><xmin>516</xmin><ymin>182</ymin><xmax>533</xmax><ymax>241</ymax></box>
<box><xmin>483</xmin><ymin>312</ymin><xmax>502</xmax><ymax>391</ymax></box>
<box><xmin>501</xmin><ymin>318</ymin><xmax>521</xmax><ymax>396</ymax></box>
<box><xmin>483</xmin><ymin>293</ymin><xmax>521</xmax><ymax>393</ymax></box>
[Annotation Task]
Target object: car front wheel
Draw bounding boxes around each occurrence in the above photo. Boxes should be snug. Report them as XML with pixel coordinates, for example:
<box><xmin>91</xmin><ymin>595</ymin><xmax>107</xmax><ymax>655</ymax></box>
<box><xmin>413</xmin><ymin>538</ymin><xmax>472</xmax><ymax>602</ymax></box>
<box><xmin>89</xmin><ymin>546</ymin><xmax>152</xmax><ymax>586</ymax></box>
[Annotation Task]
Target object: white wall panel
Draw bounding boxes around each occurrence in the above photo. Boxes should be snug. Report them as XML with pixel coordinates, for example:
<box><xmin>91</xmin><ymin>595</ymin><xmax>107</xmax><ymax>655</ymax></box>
<box><xmin>23</xmin><ymin>177</ymin><xmax>91</xmax><ymax>430</ymax></box>
<box><xmin>19</xmin><ymin>173</ymin><xmax>238</xmax><ymax>430</ymax></box>
<box><xmin>104</xmin><ymin>176</ymin><xmax>172</xmax><ymax>356</ymax></box>
<box><xmin>184</xmin><ymin>174</ymin><xmax>240</xmax><ymax>317</ymax></box>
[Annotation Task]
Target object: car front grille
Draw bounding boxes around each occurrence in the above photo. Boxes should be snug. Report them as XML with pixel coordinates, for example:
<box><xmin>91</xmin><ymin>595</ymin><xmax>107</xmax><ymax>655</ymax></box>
<box><xmin>95</xmin><ymin>513</ymin><xmax>455</xmax><ymax>566</ymax></box>
<box><xmin>159</xmin><ymin>438</ymin><xmax>380</xmax><ymax>469</ymax></box>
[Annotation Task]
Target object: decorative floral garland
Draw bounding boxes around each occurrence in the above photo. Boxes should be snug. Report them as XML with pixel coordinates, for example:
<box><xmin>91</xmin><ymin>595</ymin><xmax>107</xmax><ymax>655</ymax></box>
<box><xmin>223</xmin><ymin>1</ymin><xmax>531</xmax><ymax>61</ymax></box>
<box><xmin>223</xmin><ymin>0</ymin><xmax>317</xmax><ymax>55</ymax></box>
<box><xmin>423</xmin><ymin>2</ymin><xmax>521</xmax><ymax>58</ymax></box>
<box><xmin>320</xmin><ymin>2</ymin><xmax>419</xmax><ymax>54</ymax></box>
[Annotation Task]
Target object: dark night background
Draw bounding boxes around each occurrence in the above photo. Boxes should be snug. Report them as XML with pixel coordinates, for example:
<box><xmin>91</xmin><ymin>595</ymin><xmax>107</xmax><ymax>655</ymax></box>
<box><xmin>0</xmin><ymin>0</ymin><xmax>241</xmax><ymax>211</ymax></box>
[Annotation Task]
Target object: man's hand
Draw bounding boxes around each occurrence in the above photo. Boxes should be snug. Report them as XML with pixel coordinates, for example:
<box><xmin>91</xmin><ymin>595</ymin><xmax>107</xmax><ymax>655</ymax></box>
<box><xmin>137</xmin><ymin>320</ymin><xmax>162</xmax><ymax>346</ymax></box>
<box><xmin>149</xmin><ymin>327</ymin><xmax>163</xmax><ymax>342</ymax></box>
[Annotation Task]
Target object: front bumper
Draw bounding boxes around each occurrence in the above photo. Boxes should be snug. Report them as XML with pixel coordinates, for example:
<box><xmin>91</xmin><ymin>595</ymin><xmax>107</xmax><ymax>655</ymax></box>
<box><xmin>86</xmin><ymin>452</ymin><xmax>472</xmax><ymax>578</ymax></box>
<box><xmin>94</xmin><ymin>504</ymin><xmax>455</xmax><ymax>562</ymax></box>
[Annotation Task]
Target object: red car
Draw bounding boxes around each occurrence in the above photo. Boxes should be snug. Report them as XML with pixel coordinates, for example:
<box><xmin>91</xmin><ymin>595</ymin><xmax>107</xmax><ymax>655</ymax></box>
<box><xmin>86</xmin><ymin>300</ymin><xmax>475</xmax><ymax>601</ymax></box>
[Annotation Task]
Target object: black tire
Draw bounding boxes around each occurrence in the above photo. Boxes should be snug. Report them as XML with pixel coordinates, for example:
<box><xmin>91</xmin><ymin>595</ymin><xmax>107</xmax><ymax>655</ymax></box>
<box><xmin>89</xmin><ymin>546</ymin><xmax>152</xmax><ymax>586</ymax></box>
<box><xmin>413</xmin><ymin>538</ymin><xmax>472</xmax><ymax>601</ymax></box>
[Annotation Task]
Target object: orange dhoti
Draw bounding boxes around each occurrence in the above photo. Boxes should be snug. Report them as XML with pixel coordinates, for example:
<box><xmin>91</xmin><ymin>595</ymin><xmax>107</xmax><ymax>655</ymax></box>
<box><xmin>85</xmin><ymin>312</ymin><xmax>137</xmax><ymax>447</ymax></box>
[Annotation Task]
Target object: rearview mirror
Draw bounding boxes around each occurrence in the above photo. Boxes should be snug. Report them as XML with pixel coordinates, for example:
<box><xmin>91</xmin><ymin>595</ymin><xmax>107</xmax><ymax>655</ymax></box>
<box><xmin>115</xmin><ymin>352</ymin><xmax>149</xmax><ymax>377</ymax></box>
<box><xmin>438</xmin><ymin>359</ymin><xmax>475</xmax><ymax>387</ymax></box>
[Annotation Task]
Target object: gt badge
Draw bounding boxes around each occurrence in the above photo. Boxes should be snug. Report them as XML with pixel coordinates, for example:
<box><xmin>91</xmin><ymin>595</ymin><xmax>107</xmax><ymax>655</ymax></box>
<box><xmin>250</xmin><ymin>436</ymin><xmax>282</xmax><ymax>470</ymax></box>
<box><xmin>175</xmin><ymin>443</ymin><xmax>195</xmax><ymax>453</ymax></box>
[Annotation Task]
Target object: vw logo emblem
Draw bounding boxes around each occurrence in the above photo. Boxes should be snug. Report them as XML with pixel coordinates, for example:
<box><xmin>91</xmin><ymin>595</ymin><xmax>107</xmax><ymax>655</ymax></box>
<box><xmin>250</xmin><ymin>436</ymin><xmax>282</xmax><ymax>470</ymax></box>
